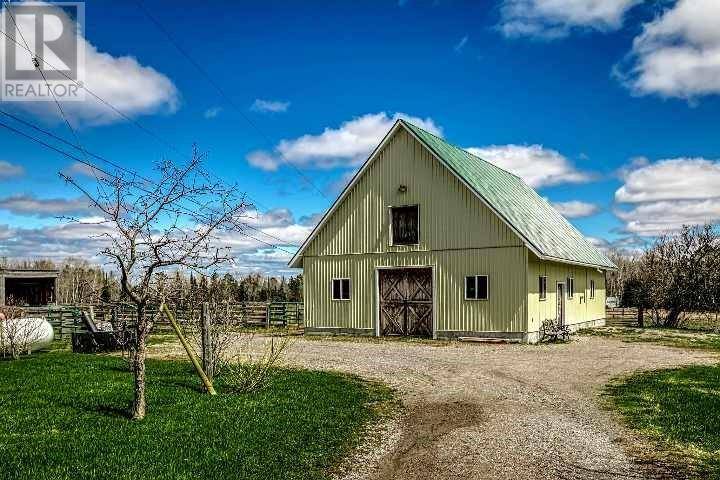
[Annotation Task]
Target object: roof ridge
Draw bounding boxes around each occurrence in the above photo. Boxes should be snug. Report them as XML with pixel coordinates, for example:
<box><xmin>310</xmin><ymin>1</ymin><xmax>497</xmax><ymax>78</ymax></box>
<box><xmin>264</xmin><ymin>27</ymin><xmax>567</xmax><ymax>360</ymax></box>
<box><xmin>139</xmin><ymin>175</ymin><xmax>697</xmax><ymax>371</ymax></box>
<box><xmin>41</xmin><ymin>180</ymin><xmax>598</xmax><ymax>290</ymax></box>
<box><xmin>398</xmin><ymin>119</ymin><xmax>522</xmax><ymax>181</ymax></box>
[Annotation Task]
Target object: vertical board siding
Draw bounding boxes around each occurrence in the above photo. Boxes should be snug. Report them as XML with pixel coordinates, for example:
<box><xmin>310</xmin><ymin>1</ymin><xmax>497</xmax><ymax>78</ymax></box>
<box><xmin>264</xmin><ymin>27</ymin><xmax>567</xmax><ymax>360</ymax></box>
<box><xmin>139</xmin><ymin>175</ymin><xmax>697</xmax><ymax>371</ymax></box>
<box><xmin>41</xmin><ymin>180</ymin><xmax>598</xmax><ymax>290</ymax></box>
<box><xmin>301</xmin><ymin>128</ymin><xmax>529</xmax><ymax>334</ymax></box>
<box><xmin>526</xmin><ymin>255</ymin><xmax>606</xmax><ymax>332</ymax></box>
<box><xmin>305</xmin><ymin>247</ymin><xmax>527</xmax><ymax>333</ymax></box>
<box><xmin>304</xmin><ymin>130</ymin><xmax>522</xmax><ymax>257</ymax></box>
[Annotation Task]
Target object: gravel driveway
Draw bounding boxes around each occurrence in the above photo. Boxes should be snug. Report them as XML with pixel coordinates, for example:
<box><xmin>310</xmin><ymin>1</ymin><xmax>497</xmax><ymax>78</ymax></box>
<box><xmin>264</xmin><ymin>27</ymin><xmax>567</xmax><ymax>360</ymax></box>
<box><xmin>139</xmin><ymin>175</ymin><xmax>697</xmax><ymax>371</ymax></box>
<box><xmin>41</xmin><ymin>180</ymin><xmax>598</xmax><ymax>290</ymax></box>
<box><xmin>151</xmin><ymin>334</ymin><xmax>717</xmax><ymax>480</ymax></box>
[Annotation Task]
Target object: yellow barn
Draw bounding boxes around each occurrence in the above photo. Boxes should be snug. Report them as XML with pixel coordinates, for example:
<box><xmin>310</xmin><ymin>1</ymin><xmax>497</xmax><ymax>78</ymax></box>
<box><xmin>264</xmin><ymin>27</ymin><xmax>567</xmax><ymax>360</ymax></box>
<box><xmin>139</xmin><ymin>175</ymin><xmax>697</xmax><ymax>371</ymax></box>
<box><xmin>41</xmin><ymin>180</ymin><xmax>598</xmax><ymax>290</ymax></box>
<box><xmin>289</xmin><ymin>120</ymin><xmax>615</xmax><ymax>343</ymax></box>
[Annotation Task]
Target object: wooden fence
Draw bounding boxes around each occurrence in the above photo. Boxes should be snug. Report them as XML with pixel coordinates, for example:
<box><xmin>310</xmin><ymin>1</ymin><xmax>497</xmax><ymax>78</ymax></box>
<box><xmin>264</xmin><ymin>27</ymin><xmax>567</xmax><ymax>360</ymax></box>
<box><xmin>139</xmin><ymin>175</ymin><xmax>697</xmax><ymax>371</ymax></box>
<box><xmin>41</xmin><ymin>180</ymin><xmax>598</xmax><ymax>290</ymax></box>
<box><xmin>605</xmin><ymin>307</ymin><xmax>640</xmax><ymax>327</ymax></box>
<box><xmin>605</xmin><ymin>307</ymin><xmax>720</xmax><ymax>330</ymax></box>
<box><xmin>24</xmin><ymin>302</ymin><xmax>304</xmax><ymax>341</ymax></box>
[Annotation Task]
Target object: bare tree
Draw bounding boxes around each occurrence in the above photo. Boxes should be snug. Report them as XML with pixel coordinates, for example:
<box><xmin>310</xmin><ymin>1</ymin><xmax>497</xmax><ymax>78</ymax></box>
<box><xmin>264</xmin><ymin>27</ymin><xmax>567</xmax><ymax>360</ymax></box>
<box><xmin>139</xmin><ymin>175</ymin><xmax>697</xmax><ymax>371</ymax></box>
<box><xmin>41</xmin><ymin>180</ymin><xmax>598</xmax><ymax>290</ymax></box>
<box><xmin>61</xmin><ymin>147</ymin><xmax>250</xmax><ymax>420</ymax></box>
<box><xmin>616</xmin><ymin>225</ymin><xmax>720</xmax><ymax>328</ymax></box>
<box><xmin>0</xmin><ymin>306</ymin><xmax>45</xmax><ymax>360</ymax></box>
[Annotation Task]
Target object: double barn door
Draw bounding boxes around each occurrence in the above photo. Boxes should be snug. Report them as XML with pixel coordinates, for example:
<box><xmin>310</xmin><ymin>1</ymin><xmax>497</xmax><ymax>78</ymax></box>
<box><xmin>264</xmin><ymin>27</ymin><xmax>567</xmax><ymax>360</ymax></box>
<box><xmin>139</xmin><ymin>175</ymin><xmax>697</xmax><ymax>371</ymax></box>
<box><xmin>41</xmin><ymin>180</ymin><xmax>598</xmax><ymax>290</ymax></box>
<box><xmin>379</xmin><ymin>268</ymin><xmax>433</xmax><ymax>337</ymax></box>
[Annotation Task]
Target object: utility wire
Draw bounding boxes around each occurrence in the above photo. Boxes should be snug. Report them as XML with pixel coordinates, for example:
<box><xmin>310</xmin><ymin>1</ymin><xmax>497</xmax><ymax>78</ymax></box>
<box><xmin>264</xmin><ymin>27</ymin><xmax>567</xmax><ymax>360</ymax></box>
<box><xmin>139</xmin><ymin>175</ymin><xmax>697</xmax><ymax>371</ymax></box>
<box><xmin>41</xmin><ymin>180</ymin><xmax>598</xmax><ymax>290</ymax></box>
<box><xmin>0</xmin><ymin>118</ymin><xmax>298</xmax><ymax>254</ymax></box>
<box><xmin>0</xmin><ymin>23</ymin><xmax>182</xmax><ymax>156</ymax></box>
<box><xmin>2</xmin><ymin>0</ymin><xmax>106</xmax><ymax>192</ymax></box>
<box><xmin>131</xmin><ymin>0</ymin><xmax>331</xmax><ymax>201</ymax></box>
<box><xmin>0</xmin><ymin>22</ymin><xmax>279</xmax><ymax>216</ymax></box>
<box><xmin>0</xmin><ymin>108</ymin><xmax>295</xmax><ymax>248</ymax></box>
<box><xmin>0</xmin><ymin>7</ymin><xmax>299</xmax><ymax>248</ymax></box>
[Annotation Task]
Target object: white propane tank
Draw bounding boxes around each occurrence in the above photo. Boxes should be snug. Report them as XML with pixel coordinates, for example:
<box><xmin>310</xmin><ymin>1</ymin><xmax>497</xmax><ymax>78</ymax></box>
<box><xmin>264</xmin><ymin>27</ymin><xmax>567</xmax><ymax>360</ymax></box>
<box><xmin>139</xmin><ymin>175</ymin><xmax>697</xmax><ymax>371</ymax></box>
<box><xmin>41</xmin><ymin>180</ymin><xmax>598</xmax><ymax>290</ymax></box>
<box><xmin>0</xmin><ymin>317</ymin><xmax>55</xmax><ymax>353</ymax></box>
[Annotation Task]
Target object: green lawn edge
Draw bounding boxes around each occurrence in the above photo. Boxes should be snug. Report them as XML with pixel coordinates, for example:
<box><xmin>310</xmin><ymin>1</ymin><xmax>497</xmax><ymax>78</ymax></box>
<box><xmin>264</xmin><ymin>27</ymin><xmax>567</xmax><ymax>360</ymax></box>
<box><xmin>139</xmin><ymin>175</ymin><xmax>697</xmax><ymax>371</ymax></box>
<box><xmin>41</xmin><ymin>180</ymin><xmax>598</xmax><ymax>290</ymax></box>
<box><xmin>602</xmin><ymin>365</ymin><xmax>720</xmax><ymax>479</ymax></box>
<box><xmin>0</xmin><ymin>352</ymin><xmax>397</xmax><ymax>480</ymax></box>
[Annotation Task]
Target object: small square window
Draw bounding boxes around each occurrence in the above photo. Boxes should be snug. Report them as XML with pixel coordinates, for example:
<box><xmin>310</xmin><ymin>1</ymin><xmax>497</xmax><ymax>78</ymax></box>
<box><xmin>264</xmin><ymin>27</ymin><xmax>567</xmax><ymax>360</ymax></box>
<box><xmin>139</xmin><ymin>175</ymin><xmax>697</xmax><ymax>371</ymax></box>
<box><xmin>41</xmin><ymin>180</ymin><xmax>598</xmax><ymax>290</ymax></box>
<box><xmin>590</xmin><ymin>280</ymin><xmax>595</xmax><ymax>299</ymax></box>
<box><xmin>332</xmin><ymin>278</ymin><xmax>350</xmax><ymax>300</ymax></box>
<box><xmin>465</xmin><ymin>275</ymin><xmax>488</xmax><ymax>300</ymax></box>
<box><xmin>539</xmin><ymin>276</ymin><xmax>547</xmax><ymax>300</ymax></box>
<box><xmin>567</xmin><ymin>277</ymin><xmax>574</xmax><ymax>299</ymax></box>
<box><xmin>390</xmin><ymin>205</ymin><xmax>419</xmax><ymax>245</ymax></box>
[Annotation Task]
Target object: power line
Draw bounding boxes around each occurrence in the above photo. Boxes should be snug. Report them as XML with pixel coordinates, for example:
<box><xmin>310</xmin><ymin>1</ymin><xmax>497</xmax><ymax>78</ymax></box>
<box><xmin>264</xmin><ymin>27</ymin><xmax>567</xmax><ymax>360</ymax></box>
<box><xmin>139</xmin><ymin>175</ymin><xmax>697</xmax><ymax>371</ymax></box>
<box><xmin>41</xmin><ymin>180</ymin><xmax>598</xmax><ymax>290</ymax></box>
<box><xmin>0</xmin><ymin>118</ymin><xmax>298</xmax><ymax>254</ymax></box>
<box><xmin>131</xmin><ymin>0</ymin><xmax>331</xmax><ymax>201</ymax></box>
<box><xmin>0</xmin><ymin>23</ymin><xmax>182</xmax><ymax>156</ymax></box>
<box><xmin>0</xmin><ymin>21</ymin><xmax>280</xmax><ymax>216</ymax></box>
<box><xmin>2</xmin><ymin>0</ymin><xmax>104</xmax><ymax>191</ymax></box>
<box><xmin>0</xmin><ymin>8</ymin><xmax>299</xmax><ymax>248</ymax></box>
<box><xmin>0</xmin><ymin>108</ymin><xmax>295</xmax><ymax>248</ymax></box>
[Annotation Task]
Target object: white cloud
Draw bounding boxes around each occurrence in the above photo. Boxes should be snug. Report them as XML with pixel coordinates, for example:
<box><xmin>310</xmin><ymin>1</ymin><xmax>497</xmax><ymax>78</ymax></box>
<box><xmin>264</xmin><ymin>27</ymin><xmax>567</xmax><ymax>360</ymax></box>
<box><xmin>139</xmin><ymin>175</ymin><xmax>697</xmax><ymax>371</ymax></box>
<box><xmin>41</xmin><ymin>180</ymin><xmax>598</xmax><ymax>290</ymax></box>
<box><xmin>615</xmin><ymin>199</ymin><xmax>720</xmax><ymax>236</ymax></box>
<box><xmin>617</xmin><ymin>0</ymin><xmax>720</xmax><ymax>100</ymax></box>
<box><xmin>498</xmin><ymin>0</ymin><xmax>640</xmax><ymax>39</ymax></box>
<box><xmin>246</xmin><ymin>151</ymin><xmax>280</xmax><ymax>171</ymax></box>
<box><xmin>614</xmin><ymin>157</ymin><xmax>720</xmax><ymax>235</ymax></box>
<box><xmin>587</xmin><ymin>235</ymin><xmax>648</xmax><ymax>256</ymax></box>
<box><xmin>246</xmin><ymin>112</ymin><xmax>443</xmax><ymax>171</ymax></box>
<box><xmin>298</xmin><ymin>212</ymin><xmax>323</xmax><ymax>227</ymax></box>
<box><xmin>0</xmin><ymin>194</ymin><xmax>92</xmax><ymax>218</ymax></box>
<box><xmin>466</xmin><ymin>144</ymin><xmax>593</xmax><ymax>188</ymax></box>
<box><xmin>328</xmin><ymin>170</ymin><xmax>357</xmax><ymax>194</ymax></box>
<box><xmin>250</xmin><ymin>99</ymin><xmax>290</xmax><ymax>113</ymax></box>
<box><xmin>454</xmin><ymin>35</ymin><xmax>469</xmax><ymax>53</ymax></box>
<box><xmin>0</xmin><ymin>160</ymin><xmax>24</xmax><ymax>179</ymax></box>
<box><xmin>551</xmin><ymin>200</ymin><xmax>600</xmax><ymax>218</ymax></box>
<box><xmin>61</xmin><ymin>161</ymin><xmax>107</xmax><ymax>179</ymax></box>
<box><xmin>0</xmin><ymin>2</ymin><xmax>179</xmax><ymax>125</ymax></box>
<box><xmin>0</xmin><ymin>207</ymin><xmax>313</xmax><ymax>274</ymax></box>
<box><xmin>615</xmin><ymin>158</ymin><xmax>720</xmax><ymax>203</ymax></box>
<box><xmin>204</xmin><ymin>107</ymin><xmax>222</xmax><ymax>119</ymax></box>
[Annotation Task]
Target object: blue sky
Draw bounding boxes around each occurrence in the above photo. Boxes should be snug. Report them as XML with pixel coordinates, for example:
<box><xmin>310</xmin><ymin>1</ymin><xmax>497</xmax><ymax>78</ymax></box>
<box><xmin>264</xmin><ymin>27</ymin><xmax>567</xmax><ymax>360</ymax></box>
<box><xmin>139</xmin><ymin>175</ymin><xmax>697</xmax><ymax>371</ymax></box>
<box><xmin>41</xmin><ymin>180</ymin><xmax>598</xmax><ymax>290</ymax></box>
<box><xmin>1</xmin><ymin>0</ymin><xmax>720</xmax><ymax>274</ymax></box>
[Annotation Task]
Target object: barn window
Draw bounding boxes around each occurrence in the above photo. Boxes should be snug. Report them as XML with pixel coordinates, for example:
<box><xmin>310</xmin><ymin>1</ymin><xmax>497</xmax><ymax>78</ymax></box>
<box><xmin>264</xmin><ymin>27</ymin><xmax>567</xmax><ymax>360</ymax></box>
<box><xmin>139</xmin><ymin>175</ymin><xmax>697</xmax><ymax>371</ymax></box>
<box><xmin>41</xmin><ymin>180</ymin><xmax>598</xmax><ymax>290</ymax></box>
<box><xmin>465</xmin><ymin>275</ymin><xmax>488</xmax><ymax>300</ymax></box>
<box><xmin>539</xmin><ymin>276</ymin><xmax>547</xmax><ymax>300</ymax></box>
<box><xmin>590</xmin><ymin>279</ymin><xmax>595</xmax><ymax>299</ymax></box>
<box><xmin>332</xmin><ymin>278</ymin><xmax>350</xmax><ymax>300</ymax></box>
<box><xmin>567</xmin><ymin>276</ymin><xmax>574</xmax><ymax>299</ymax></box>
<box><xmin>390</xmin><ymin>205</ymin><xmax>419</xmax><ymax>245</ymax></box>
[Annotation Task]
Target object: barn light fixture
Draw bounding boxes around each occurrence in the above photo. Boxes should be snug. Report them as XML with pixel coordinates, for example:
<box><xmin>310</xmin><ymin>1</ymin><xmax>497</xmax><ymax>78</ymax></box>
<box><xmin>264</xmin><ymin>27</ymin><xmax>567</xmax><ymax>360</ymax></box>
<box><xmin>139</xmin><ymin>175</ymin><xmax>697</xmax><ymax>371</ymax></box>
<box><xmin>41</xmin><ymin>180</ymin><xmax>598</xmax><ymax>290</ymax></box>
<box><xmin>398</xmin><ymin>185</ymin><xmax>407</xmax><ymax>193</ymax></box>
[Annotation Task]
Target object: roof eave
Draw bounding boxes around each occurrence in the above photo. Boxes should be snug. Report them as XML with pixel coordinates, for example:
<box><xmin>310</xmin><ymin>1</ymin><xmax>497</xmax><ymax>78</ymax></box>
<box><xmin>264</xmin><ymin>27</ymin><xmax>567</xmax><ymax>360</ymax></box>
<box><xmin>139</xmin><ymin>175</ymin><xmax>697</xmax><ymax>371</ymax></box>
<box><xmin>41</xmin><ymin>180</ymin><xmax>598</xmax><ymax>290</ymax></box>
<box><xmin>537</xmin><ymin>253</ymin><xmax>616</xmax><ymax>271</ymax></box>
<box><xmin>287</xmin><ymin>120</ymin><xmax>407</xmax><ymax>268</ymax></box>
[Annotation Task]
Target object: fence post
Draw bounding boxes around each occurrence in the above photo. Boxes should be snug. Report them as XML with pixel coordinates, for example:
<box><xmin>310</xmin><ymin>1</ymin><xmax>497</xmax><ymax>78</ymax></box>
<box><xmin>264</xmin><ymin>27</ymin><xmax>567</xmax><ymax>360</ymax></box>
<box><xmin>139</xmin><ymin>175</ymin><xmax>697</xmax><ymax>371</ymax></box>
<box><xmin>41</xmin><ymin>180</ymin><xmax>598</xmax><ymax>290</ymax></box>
<box><xmin>162</xmin><ymin>303</ymin><xmax>216</xmax><ymax>395</ymax></box>
<box><xmin>266</xmin><ymin>303</ymin><xmax>270</xmax><ymax>329</ymax></box>
<box><xmin>201</xmin><ymin>302</ymin><xmax>213</xmax><ymax>381</ymax></box>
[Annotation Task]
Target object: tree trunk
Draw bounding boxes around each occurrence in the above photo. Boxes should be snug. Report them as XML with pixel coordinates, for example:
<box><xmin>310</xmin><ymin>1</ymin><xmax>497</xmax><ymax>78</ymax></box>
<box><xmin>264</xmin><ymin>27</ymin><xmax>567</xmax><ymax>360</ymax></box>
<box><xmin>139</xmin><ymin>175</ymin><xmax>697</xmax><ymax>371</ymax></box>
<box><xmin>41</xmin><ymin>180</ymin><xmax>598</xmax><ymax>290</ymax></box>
<box><xmin>131</xmin><ymin>305</ymin><xmax>147</xmax><ymax>420</ymax></box>
<box><xmin>637</xmin><ymin>306</ymin><xmax>644</xmax><ymax>328</ymax></box>
<box><xmin>665</xmin><ymin>305</ymin><xmax>682</xmax><ymax>328</ymax></box>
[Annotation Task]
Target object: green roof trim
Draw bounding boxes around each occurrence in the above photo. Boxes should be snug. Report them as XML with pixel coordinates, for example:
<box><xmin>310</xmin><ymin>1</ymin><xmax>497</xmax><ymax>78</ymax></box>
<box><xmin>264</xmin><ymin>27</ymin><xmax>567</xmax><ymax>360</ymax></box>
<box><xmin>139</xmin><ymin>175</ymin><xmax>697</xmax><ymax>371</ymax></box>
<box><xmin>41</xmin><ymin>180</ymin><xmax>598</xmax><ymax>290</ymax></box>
<box><xmin>402</xmin><ymin>120</ymin><xmax>616</xmax><ymax>269</ymax></box>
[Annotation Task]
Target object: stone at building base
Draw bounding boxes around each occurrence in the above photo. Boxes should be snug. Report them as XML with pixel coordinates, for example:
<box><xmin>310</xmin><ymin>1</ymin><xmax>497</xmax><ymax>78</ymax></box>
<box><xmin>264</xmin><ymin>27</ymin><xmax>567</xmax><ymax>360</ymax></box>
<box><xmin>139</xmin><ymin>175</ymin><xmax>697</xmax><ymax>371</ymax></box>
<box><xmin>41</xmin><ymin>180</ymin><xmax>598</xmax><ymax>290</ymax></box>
<box><xmin>526</xmin><ymin>317</ymin><xmax>606</xmax><ymax>344</ymax></box>
<box><xmin>304</xmin><ymin>327</ymin><xmax>375</xmax><ymax>337</ymax></box>
<box><xmin>303</xmin><ymin>318</ymin><xmax>606</xmax><ymax>344</ymax></box>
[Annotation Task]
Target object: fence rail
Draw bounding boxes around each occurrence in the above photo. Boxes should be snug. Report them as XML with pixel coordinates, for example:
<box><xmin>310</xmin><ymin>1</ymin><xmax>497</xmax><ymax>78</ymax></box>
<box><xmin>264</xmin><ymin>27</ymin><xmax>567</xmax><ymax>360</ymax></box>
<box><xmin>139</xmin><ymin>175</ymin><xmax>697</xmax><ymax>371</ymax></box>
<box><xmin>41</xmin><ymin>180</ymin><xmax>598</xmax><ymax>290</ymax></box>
<box><xmin>23</xmin><ymin>302</ymin><xmax>304</xmax><ymax>340</ymax></box>
<box><xmin>605</xmin><ymin>307</ymin><xmax>639</xmax><ymax>327</ymax></box>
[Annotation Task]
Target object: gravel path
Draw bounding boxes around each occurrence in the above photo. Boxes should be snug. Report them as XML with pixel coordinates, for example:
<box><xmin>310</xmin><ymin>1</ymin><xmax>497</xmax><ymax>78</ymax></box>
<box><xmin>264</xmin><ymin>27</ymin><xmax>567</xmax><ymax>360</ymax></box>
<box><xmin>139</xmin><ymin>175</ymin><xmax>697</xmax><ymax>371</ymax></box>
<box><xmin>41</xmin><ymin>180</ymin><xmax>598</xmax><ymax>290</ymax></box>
<box><xmin>150</xmin><ymin>334</ymin><xmax>717</xmax><ymax>480</ymax></box>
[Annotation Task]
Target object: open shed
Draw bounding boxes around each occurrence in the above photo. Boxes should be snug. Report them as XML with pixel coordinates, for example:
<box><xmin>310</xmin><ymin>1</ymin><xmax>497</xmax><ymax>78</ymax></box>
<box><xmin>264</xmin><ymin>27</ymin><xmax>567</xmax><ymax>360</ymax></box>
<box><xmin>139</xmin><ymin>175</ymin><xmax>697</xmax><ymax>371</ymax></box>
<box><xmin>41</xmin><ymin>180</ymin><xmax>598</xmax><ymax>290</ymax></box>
<box><xmin>0</xmin><ymin>268</ymin><xmax>59</xmax><ymax>307</ymax></box>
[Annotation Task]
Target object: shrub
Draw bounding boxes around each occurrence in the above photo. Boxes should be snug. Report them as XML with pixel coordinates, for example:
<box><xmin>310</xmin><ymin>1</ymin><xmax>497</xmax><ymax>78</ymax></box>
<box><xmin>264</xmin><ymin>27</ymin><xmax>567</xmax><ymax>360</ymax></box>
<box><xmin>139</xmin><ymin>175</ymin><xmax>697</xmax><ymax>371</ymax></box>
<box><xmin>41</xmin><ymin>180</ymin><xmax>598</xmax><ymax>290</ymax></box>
<box><xmin>223</xmin><ymin>335</ymin><xmax>290</xmax><ymax>393</ymax></box>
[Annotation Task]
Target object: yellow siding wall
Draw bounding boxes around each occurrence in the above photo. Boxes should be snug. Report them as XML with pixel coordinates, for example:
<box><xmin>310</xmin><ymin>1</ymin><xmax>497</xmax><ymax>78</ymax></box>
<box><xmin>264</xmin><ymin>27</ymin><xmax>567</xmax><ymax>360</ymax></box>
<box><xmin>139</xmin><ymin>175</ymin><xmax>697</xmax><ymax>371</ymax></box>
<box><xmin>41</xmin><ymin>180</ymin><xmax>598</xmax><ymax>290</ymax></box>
<box><xmin>302</xmin><ymin>129</ymin><xmax>529</xmax><ymax>334</ymax></box>
<box><xmin>304</xmin><ymin>248</ymin><xmax>528</xmax><ymax>333</ymax></box>
<box><xmin>304</xmin><ymin>129</ymin><xmax>523</xmax><ymax>256</ymax></box>
<box><xmin>527</xmin><ymin>254</ymin><xmax>606</xmax><ymax>333</ymax></box>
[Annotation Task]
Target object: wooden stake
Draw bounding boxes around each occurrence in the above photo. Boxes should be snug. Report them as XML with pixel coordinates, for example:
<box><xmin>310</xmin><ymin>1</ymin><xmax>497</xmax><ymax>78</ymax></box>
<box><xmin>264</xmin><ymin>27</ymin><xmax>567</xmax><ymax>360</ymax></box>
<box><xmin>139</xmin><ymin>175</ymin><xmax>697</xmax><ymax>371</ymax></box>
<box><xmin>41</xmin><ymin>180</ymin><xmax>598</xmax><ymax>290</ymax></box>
<box><xmin>161</xmin><ymin>303</ymin><xmax>216</xmax><ymax>395</ymax></box>
<box><xmin>200</xmin><ymin>302</ymin><xmax>213</xmax><ymax>381</ymax></box>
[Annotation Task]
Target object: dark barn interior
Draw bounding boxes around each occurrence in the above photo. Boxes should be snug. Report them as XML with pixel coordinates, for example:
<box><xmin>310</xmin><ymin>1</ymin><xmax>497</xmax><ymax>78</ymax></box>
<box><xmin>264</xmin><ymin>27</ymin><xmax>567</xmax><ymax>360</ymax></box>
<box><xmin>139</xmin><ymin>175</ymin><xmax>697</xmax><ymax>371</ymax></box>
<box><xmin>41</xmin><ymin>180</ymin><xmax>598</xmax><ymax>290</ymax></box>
<box><xmin>0</xmin><ymin>269</ymin><xmax>59</xmax><ymax>307</ymax></box>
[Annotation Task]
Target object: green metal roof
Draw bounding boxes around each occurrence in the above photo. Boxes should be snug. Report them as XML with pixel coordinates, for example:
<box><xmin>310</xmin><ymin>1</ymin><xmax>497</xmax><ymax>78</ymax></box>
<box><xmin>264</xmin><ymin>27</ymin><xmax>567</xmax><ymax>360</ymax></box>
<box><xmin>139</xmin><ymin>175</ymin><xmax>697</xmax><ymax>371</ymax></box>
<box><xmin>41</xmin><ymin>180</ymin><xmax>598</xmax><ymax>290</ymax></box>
<box><xmin>402</xmin><ymin>120</ymin><xmax>616</xmax><ymax>269</ymax></box>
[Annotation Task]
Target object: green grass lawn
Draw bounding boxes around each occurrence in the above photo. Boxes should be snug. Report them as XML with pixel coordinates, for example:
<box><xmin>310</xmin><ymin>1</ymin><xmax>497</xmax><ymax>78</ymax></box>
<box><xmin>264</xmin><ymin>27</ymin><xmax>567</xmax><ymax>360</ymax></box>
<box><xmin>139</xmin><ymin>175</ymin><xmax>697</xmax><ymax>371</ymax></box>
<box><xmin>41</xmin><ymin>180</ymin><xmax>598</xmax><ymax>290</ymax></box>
<box><xmin>605</xmin><ymin>365</ymin><xmax>720</xmax><ymax>479</ymax></box>
<box><xmin>579</xmin><ymin>326</ymin><xmax>720</xmax><ymax>352</ymax></box>
<box><xmin>0</xmin><ymin>352</ymin><xmax>393</xmax><ymax>480</ymax></box>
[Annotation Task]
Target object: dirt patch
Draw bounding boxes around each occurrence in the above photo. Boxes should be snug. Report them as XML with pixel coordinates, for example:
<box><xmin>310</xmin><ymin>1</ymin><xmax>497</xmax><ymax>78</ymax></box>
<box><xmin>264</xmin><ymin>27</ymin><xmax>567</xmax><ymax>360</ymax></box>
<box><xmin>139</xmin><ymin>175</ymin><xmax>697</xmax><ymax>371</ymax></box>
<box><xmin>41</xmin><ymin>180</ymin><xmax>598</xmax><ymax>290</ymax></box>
<box><xmin>149</xmin><ymin>333</ymin><xmax>718</xmax><ymax>479</ymax></box>
<box><xmin>374</xmin><ymin>402</ymin><xmax>484</xmax><ymax>480</ymax></box>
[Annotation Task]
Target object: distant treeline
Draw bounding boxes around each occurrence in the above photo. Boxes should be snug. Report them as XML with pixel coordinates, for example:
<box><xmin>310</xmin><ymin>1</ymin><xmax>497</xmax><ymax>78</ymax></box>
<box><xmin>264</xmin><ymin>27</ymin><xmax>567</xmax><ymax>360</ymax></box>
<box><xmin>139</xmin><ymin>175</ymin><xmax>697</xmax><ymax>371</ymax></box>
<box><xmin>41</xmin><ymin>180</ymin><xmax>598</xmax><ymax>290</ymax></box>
<box><xmin>605</xmin><ymin>224</ymin><xmax>720</xmax><ymax>328</ymax></box>
<box><xmin>1</xmin><ymin>258</ymin><xmax>303</xmax><ymax>305</ymax></box>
